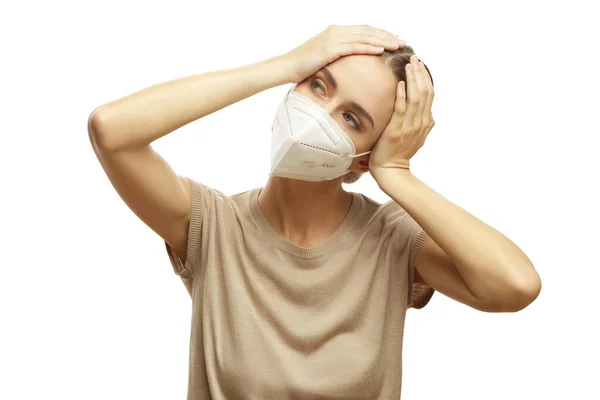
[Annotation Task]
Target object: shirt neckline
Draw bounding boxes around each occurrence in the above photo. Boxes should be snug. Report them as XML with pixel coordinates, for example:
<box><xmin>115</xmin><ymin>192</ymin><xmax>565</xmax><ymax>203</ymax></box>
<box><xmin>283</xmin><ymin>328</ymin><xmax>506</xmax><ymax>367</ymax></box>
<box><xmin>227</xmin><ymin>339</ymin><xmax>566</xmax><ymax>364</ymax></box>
<box><xmin>248</xmin><ymin>187</ymin><xmax>363</xmax><ymax>259</ymax></box>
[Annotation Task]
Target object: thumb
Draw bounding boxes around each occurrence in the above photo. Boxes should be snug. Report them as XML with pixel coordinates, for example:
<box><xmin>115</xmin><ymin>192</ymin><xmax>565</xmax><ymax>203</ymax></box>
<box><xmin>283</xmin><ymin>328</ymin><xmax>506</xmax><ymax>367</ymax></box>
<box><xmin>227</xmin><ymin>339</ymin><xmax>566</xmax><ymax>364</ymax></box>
<box><xmin>393</xmin><ymin>80</ymin><xmax>407</xmax><ymax>118</ymax></box>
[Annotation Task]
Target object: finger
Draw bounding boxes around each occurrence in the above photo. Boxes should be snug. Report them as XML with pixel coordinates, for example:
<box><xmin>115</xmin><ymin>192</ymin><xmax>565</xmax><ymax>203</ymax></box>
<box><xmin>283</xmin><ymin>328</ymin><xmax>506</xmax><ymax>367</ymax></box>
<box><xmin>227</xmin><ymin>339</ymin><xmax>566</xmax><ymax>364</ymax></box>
<box><xmin>366</xmin><ymin>26</ymin><xmax>405</xmax><ymax>44</ymax></box>
<box><xmin>411</xmin><ymin>57</ymin><xmax>428</xmax><ymax>128</ymax></box>
<box><xmin>402</xmin><ymin>61</ymin><xmax>420</xmax><ymax>130</ymax></box>
<box><xmin>390</xmin><ymin>80</ymin><xmax>407</xmax><ymax>129</ymax></box>
<box><xmin>420</xmin><ymin>61</ymin><xmax>435</xmax><ymax>126</ymax></box>
<box><xmin>342</xmin><ymin>33</ymin><xmax>402</xmax><ymax>51</ymax></box>
<box><xmin>385</xmin><ymin>80</ymin><xmax>407</xmax><ymax>131</ymax></box>
<box><xmin>346</xmin><ymin>25</ymin><xmax>404</xmax><ymax>45</ymax></box>
<box><xmin>338</xmin><ymin>43</ymin><xmax>386</xmax><ymax>57</ymax></box>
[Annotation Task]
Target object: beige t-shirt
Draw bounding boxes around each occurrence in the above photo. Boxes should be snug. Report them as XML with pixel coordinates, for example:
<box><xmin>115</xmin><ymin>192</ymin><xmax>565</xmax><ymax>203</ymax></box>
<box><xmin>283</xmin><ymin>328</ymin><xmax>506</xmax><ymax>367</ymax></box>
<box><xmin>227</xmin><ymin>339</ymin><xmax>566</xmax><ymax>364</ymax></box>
<box><xmin>165</xmin><ymin>178</ymin><xmax>434</xmax><ymax>400</ymax></box>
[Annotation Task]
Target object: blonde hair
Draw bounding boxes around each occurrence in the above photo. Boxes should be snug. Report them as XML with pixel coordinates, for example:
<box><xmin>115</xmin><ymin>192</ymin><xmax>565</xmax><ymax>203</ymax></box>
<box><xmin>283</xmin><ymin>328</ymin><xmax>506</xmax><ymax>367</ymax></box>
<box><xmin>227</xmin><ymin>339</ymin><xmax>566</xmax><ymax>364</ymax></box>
<box><xmin>342</xmin><ymin>171</ymin><xmax>362</xmax><ymax>184</ymax></box>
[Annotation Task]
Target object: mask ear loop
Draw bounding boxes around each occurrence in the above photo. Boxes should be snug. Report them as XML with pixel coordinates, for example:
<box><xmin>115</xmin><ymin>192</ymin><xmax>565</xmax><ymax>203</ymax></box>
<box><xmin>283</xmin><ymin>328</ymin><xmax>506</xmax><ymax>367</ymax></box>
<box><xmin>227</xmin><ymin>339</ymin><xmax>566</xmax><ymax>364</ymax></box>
<box><xmin>348</xmin><ymin>150</ymin><xmax>371</xmax><ymax>158</ymax></box>
<box><xmin>338</xmin><ymin>149</ymin><xmax>372</xmax><ymax>178</ymax></box>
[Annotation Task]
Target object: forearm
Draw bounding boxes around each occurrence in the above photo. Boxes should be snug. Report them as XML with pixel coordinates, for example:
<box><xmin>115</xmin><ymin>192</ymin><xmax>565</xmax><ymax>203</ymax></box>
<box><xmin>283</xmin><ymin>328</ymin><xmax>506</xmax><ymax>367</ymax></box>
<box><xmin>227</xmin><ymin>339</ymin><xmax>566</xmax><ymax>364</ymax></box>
<box><xmin>376</xmin><ymin>169</ymin><xmax>540</xmax><ymax>302</ymax></box>
<box><xmin>89</xmin><ymin>56</ymin><xmax>290</xmax><ymax>150</ymax></box>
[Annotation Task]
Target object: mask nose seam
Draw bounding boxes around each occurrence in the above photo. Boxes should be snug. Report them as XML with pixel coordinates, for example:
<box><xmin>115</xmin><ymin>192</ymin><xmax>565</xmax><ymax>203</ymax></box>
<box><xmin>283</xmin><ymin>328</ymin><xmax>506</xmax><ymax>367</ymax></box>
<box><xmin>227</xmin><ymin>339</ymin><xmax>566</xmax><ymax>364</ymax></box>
<box><xmin>289</xmin><ymin>91</ymin><xmax>346</xmax><ymax>146</ymax></box>
<box><xmin>299</xmin><ymin>143</ymin><xmax>340</xmax><ymax>155</ymax></box>
<box><xmin>279</xmin><ymin>91</ymin><xmax>360</xmax><ymax>165</ymax></box>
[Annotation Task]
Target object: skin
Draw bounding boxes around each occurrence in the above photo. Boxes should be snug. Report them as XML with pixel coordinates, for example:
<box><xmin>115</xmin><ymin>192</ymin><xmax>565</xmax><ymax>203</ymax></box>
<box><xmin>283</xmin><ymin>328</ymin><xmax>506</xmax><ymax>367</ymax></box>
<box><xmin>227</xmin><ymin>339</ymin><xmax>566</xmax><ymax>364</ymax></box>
<box><xmin>262</xmin><ymin>53</ymin><xmax>542</xmax><ymax>312</ymax></box>
<box><xmin>258</xmin><ymin>54</ymin><xmax>398</xmax><ymax>248</ymax></box>
<box><xmin>370</xmin><ymin>55</ymin><xmax>541</xmax><ymax>312</ymax></box>
<box><xmin>89</xmin><ymin>24</ymin><xmax>541</xmax><ymax>311</ymax></box>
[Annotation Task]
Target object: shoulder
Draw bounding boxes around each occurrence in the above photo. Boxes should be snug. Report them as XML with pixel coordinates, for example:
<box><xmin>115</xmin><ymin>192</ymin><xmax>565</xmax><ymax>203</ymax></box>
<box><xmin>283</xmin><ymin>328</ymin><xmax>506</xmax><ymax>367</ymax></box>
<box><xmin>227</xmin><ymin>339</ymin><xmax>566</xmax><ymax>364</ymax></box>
<box><xmin>353</xmin><ymin>191</ymin><xmax>413</xmax><ymax>228</ymax></box>
<box><xmin>352</xmin><ymin>191</ymin><xmax>422</xmax><ymax>253</ymax></box>
<box><xmin>180</xmin><ymin>179</ymin><xmax>262</xmax><ymax>229</ymax></box>
<box><xmin>185</xmin><ymin>178</ymin><xmax>256</xmax><ymax>207</ymax></box>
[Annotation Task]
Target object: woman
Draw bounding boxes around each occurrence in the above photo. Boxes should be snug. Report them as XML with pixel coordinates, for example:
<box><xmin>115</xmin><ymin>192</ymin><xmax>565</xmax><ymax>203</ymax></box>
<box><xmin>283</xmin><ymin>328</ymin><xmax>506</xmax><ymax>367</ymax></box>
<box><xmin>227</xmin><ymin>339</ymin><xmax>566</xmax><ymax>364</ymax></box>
<box><xmin>89</xmin><ymin>24</ymin><xmax>541</xmax><ymax>399</ymax></box>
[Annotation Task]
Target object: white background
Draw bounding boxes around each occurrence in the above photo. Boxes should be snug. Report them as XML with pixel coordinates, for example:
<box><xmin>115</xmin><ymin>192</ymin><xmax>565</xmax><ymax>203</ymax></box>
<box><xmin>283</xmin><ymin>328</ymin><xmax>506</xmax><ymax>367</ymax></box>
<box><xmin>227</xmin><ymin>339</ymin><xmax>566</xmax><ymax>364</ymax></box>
<box><xmin>1</xmin><ymin>0</ymin><xmax>598</xmax><ymax>399</ymax></box>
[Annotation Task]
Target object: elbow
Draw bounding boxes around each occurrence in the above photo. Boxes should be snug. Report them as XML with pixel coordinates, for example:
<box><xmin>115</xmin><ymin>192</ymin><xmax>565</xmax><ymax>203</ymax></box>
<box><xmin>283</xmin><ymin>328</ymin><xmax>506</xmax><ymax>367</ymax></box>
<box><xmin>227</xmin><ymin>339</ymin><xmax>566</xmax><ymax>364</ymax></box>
<box><xmin>478</xmin><ymin>269</ymin><xmax>542</xmax><ymax>313</ymax></box>
<box><xmin>88</xmin><ymin>107</ymin><xmax>120</xmax><ymax>152</ymax></box>
<box><xmin>512</xmin><ymin>272</ymin><xmax>542</xmax><ymax>311</ymax></box>
<box><xmin>88</xmin><ymin>107</ymin><xmax>104</xmax><ymax>134</ymax></box>
<box><xmin>88</xmin><ymin>108</ymin><xmax>108</xmax><ymax>150</ymax></box>
<box><xmin>495</xmin><ymin>272</ymin><xmax>542</xmax><ymax>313</ymax></box>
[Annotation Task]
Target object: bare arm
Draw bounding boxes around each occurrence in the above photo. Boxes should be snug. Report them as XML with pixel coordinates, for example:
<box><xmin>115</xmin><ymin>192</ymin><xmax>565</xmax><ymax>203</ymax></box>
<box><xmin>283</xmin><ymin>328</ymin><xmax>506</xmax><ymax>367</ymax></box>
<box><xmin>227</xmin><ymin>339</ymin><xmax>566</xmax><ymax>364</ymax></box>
<box><xmin>88</xmin><ymin>56</ymin><xmax>290</xmax><ymax>265</ymax></box>
<box><xmin>88</xmin><ymin>24</ymin><xmax>403</xmax><ymax>275</ymax></box>
<box><xmin>378</xmin><ymin>169</ymin><xmax>541</xmax><ymax>312</ymax></box>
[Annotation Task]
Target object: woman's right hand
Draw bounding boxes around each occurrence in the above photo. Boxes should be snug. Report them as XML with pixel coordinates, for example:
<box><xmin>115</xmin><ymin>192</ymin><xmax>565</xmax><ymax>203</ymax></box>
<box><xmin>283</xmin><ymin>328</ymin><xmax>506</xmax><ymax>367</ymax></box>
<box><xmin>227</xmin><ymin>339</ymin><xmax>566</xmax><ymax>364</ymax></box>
<box><xmin>278</xmin><ymin>25</ymin><xmax>406</xmax><ymax>83</ymax></box>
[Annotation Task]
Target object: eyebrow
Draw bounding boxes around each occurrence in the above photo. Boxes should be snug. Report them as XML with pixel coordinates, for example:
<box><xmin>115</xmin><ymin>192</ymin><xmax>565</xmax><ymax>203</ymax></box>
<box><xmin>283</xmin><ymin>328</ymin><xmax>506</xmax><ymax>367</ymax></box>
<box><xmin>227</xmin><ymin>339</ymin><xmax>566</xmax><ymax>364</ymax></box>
<box><xmin>319</xmin><ymin>67</ymin><xmax>375</xmax><ymax>130</ymax></box>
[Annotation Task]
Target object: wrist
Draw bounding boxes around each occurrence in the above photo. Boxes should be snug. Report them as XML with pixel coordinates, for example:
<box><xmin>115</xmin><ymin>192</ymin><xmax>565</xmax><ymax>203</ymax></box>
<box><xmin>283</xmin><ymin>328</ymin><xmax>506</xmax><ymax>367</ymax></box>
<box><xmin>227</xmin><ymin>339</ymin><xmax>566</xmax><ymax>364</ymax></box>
<box><xmin>372</xmin><ymin>167</ymin><xmax>415</xmax><ymax>193</ymax></box>
<box><xmin>259</xmin><ymin>55</ymin><xmax>294</xmax><ymax>86</ymax></box>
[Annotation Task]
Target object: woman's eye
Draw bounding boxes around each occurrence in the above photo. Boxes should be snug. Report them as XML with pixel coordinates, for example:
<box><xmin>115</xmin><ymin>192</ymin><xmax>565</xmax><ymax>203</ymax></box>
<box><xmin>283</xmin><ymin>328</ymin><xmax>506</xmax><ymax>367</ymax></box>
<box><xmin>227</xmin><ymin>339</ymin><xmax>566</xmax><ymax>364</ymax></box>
<box><xmin>311</xmin><ymin>79</ymin><xmax>325</xmax><ymax>93</ymax></box>
<box><xmin>343</xmin><ymin>113</ymin><xmax>360</xmax><ymax>130</ymax></box>
<box><xmin>310</xmin><ymin>79</ymin><xmax>360</xmax><ymax>130</ymax></box>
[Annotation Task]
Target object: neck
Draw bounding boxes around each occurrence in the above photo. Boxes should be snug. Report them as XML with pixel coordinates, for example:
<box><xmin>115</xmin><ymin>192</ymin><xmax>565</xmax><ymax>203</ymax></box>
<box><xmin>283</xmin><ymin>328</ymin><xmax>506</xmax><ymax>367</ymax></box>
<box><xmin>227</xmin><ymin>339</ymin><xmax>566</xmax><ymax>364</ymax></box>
<box><xmin>257</xmin><ymin>176</ymin><xmax>352</xmax><ymax>247</ymax></box>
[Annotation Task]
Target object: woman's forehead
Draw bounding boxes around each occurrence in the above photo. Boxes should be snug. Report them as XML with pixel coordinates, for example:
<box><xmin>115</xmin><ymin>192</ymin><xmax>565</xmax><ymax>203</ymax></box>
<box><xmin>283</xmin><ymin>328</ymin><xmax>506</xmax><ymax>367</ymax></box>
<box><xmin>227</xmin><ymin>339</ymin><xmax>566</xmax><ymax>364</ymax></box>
<box><xmin>326</xmin><ymin>55</ymin><xmax>398</xmax><ymax>128</ymax></box>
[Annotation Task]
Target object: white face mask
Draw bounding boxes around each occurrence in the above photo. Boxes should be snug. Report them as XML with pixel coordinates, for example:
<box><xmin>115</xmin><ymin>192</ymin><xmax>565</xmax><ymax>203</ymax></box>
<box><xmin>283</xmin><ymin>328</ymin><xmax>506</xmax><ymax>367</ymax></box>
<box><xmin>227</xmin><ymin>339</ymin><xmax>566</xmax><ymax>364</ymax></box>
<box><xmin>269</xmin><ymin>86</ymin><xmax>371</xmax><ymax>182</ymax></box>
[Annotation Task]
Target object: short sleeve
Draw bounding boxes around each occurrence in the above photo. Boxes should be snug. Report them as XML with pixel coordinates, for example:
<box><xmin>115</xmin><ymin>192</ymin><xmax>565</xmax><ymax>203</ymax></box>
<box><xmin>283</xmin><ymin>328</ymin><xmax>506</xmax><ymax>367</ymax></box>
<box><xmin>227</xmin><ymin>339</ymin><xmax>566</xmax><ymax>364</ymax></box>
<box><xmin>407</xmin><ymin>229</ymin><xmax>435</xmax><ymax>309</ymax></box>
<box><xmin>387</xmin><ymin>204</ymin><xmax>435</xmax><ymax>310</ymax></box>
<box><xmin>164</xmin><ymin>177</ymin><xmax>207</xmax><ymax>280</ymax></box>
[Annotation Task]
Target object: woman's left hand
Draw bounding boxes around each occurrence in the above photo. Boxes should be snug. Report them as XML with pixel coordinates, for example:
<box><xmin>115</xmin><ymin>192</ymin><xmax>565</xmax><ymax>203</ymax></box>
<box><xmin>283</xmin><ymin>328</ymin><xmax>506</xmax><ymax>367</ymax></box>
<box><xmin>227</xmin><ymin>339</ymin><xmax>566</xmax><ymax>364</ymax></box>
<box><xmin>368</xmin><ymin>54</ymin><xmax>435</xmax><ymax>179</ymax></box>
